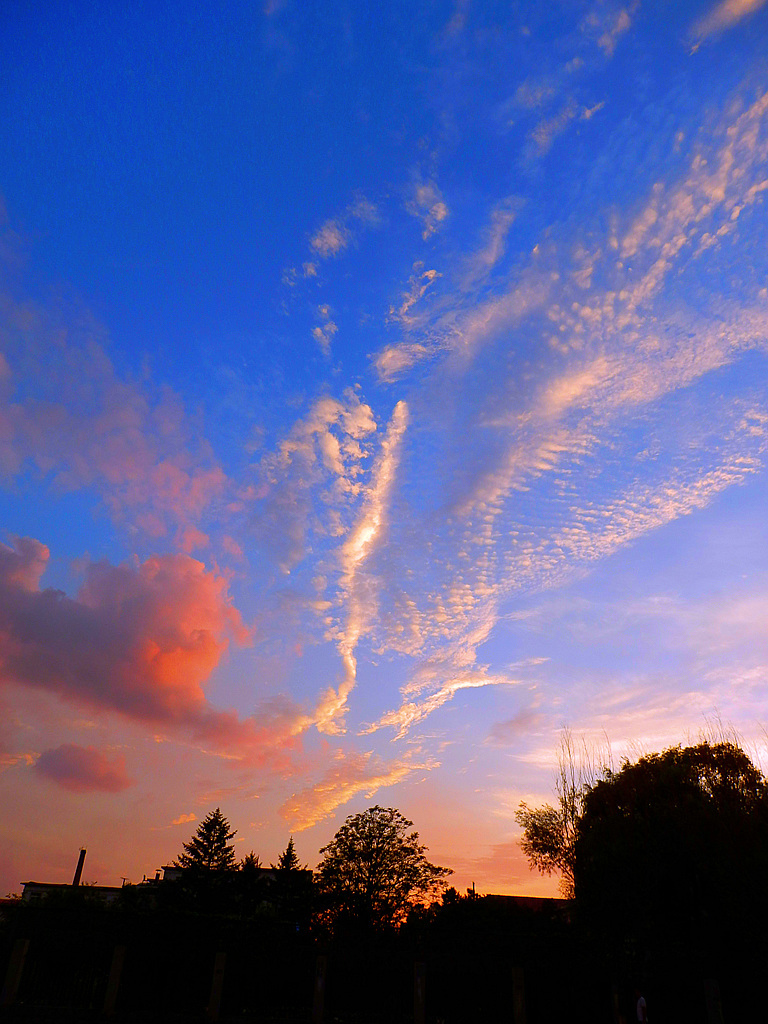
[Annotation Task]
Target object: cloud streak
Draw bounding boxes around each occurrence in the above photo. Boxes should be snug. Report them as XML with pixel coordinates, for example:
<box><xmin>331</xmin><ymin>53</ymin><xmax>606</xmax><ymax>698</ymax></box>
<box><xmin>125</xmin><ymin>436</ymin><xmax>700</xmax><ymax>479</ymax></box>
<box><xmin>690</xmin><ymin>0</ymin><xmax>767</xmax><ymax>46</ymax></box>
<box><xmin>280</xmin><ymin>748</ymin><xmax>432</xmax><ymax>831</ymax></box>
<box><xmin>315</xmin><ymin>400</ymin><xmax>409</xmax><ymax>734</ymax></box>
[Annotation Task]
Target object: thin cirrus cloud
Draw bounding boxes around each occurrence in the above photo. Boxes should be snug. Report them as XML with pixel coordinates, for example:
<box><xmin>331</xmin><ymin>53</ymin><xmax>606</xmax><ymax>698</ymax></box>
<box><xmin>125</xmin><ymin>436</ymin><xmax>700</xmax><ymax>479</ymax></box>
<box><xmin>406</xmin><ymin>180</ymin><xmax>449</xmax><ymax>241</ymax></box>
<box><xmin>689</xmin><ymin>0</ymin><xmax>768</xmax><ymax>46</ymax></box>
<box><xmin>313</xmin><ymin>400</ymin><xmax>409</xmax><ymax>735</ymax></box>
<box><xmin>348</xmin><ymin>87</ymin><xmax>768</xmax><ymax>741</ymax></box>
<box><xmin>308</xmin><ymin>196</ymin><xmax>380</xmax><ymax>260</ymax></box>
<box><xmin>33</xmin><ymin>743</ymin><xmax>134</xmax><ymax>793</ymax></box>
<box><xmin>0</xmin><ymin>284</ymin><xmax>228</xmax><ymax>539</ymax></box>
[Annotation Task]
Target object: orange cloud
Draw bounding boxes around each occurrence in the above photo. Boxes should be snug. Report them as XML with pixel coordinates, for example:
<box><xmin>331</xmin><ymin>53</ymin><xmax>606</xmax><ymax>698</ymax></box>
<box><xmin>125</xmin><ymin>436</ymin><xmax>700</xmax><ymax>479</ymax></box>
<box><xmin>280</xmin><ymin>748</ymin><xmax>432</xmax><ymax>831</ymax></box>
<box><xmin>0</xmin><ymin>537</ymin><xmax>305</xmax><ymax>764</ymax></box>
<box><xmin>172</xmin><ymin>812</ymin><xmax>197</xmax><ymax>825</ymax></box>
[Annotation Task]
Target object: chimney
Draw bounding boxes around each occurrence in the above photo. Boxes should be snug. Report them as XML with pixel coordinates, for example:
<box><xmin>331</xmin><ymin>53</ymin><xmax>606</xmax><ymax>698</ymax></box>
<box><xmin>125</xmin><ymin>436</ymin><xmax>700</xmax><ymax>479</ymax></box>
<box><xmin>72</xmin><ymin>848</ymin><xmax>86</xmax><ymax>887</ymax></box>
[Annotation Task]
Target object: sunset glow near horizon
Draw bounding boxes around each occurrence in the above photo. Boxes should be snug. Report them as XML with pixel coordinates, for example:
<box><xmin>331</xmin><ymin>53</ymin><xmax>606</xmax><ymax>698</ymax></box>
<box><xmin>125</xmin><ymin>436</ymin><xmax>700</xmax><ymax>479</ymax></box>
<box><xmin>2</xmin><ymin>0</ymin><xmax>768</xmax><ymax>899</ymax></box>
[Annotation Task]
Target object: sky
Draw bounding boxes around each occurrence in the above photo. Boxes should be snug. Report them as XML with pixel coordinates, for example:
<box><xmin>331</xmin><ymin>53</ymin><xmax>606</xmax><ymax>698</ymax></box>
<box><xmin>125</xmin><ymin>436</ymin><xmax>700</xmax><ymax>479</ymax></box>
<box><xmin>2</xmin><ymin>0</ymin><xmax>768</xmax><ymax>899</ymax></box>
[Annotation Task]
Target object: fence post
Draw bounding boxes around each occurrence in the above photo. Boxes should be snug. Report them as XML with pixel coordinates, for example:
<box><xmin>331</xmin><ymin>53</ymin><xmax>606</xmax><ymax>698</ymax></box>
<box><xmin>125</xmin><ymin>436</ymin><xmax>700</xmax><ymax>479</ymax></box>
<box><xmin>1</xmin><ymin>937</ymin><xmax>30</xmax><ymax>1007</ymax></box>
<box><xmin>206</xmin><ymin>951</ymin><xmax>227</xmax><ymax>1022</ymax></box>
<box><xmin>512</xmin><ymin>965</ymin><xmax>526</xmax><ymax>1024</ymax></box>
<box><xmin>103</xmin><ymin>944</ymin><xmax>127</xmax><ymax>1017</ymax></box>
<box><xmin>311</xmin><ymin>954</ymin><xmax>327</xmax><ymax>1024</ymax></box>
<box><xmin>414</xmin><ymin>960</ymin><xmax>426</xmax><ymax>1024</ymax></box>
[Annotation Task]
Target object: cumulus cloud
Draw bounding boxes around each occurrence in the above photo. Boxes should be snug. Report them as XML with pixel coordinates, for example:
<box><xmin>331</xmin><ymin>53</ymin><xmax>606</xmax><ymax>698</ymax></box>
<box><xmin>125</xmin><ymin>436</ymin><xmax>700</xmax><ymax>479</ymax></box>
<box><xmin>312</xmin><ymin>304</ymin><xmax>338</xmax><ymax>355</ymax></box>
<box><xmin>172</xmin><ymin>812</ymin><xmax>197</xmax><ymax>825</ymax></box>
<box><xmin>310</xmin><ymin>220</ymin><xmax>350</xmax><ymax>258</ymax></box>
<box><xmin>595</xmin><ymin>7</ymin><xmax>633</xmax><ymax>56</ymax></box>
<box><xmin>34</xmin><ymin>743</ymin><xmax>134</xmax><ymax>793</ymax></box>
<box><xmin>279</xmin><ymin>748</ymin><xmax>431</xmax><ymax>831</ymax></box>
<box><xmin>0</xmin><ymin>537</ymin><xmax>308</xmax><ymax>764</ymax></box>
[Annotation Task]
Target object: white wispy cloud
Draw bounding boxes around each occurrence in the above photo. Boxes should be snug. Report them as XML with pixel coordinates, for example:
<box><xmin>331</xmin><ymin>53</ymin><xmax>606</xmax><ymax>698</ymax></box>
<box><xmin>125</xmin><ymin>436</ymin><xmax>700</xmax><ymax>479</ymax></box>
<box><xmin>314</xmin><ymin>401</ymin><xmax>409</xmax><ymax>734</ymax></box>
<box><xmin>407</xmin><ymin>180</ymin><xmax>450</xmax><ymax>240</ymax></box>
<box><xmin>308</xmin><ymin>195</ymin><xmax>380</xmax><ymax>261</ymax></box>
<box><xmin>310</xmin><ymin>220</ymin><xmax>350</xmax><ymax>258</ymax></box>
<box><xmin>251</xmin><ymin>390</ymin><xmax>377</xmax><ymax>572</ymax></box>
<box><xmin>690</xmin><ymin>0</ymin><xmax>767</xmax><ymax>47</ymax></box>
<box><xmin>312</xmin><ymin>303</ymin><xmax>338</xmax><ymax>356</ymax></box>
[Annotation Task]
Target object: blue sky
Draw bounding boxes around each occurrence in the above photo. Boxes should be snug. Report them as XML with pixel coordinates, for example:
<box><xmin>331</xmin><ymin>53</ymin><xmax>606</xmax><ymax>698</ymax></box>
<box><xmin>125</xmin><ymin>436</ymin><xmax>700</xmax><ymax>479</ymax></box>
<box><xmin>2</xmin><ymin>0</ymin><xmax>768</xmax><ymax>896</ymax></box>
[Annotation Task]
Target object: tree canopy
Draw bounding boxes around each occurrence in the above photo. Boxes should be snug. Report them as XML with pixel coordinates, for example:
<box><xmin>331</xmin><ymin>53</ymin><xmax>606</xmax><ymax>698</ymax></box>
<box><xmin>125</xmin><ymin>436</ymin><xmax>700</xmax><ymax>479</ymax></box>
<box><xmin>574</xmin><ymin>742</ymin><xmax>768</xmax><ymax>938</ymax></box>
<box><xmin>315</xmin><ymin>805</ymin><xmax>452</xmax><ymax>930</ymax></box>
<box><xmin>175</xmin><ymin>808</ymin><xmax>237</xmax><ymax>872</ymax></box>
<box><xmin>518</xmin><ymin>737</ymin><xmax>768</xmax><ymax>999</ymax></box>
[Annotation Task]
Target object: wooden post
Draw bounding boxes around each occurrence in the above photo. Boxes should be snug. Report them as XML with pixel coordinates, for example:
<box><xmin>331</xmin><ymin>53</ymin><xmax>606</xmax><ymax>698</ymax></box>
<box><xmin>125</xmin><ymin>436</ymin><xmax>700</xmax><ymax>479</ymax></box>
<box><xmin>1</xmin><ymin>938</ymin><xmax>30</xmax><ymax>1007</ymax></box>
<box><xmin>512</xmin><ymin>965</ymin><xmax>526</xmax><ymax>1024</ymax></box>
<box><xmin>704</xmin><ymin>979</ymin><xmax>725</xmax><ymax>1024</ymax></box>
<box><xmin>103</xmin><ymin>944</ymin><xmax>126</xmax><ymax>1017</ymax></box>
<box><xmin>206</xmin><ymin>951</ymin><xmax>227</xmax><ymax>1022</ymax></box>
<box><xmin>311</xmin><ymin>954</ymin><xmax>327</xmax><ymax>1024</ymax></box>
<box><xmin>414</xmin><ymin>960</ymin><xmax>426</xmax><ymax>1024</ymax></box>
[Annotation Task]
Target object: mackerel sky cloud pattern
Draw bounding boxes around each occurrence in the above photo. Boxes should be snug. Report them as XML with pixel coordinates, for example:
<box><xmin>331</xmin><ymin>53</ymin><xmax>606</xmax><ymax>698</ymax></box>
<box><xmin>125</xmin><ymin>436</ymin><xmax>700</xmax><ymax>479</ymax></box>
<box><xmin>2</xmin><ymin>0</ymin><xmax>768</xmax><ymax>897</ymax></box>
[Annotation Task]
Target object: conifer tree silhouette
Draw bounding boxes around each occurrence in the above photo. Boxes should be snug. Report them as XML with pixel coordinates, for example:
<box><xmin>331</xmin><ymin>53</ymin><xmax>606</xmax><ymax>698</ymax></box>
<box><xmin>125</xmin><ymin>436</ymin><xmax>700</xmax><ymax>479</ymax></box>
<box><xmin>175</xmin><ymin>808</ymin><xmax>237</xmax><ymax>871</ymax></box>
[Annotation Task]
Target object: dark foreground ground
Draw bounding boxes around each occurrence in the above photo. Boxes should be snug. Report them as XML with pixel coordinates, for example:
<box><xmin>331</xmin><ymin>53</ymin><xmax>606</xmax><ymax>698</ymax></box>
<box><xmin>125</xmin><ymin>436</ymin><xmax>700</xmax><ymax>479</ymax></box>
<box><xmin>0</xmin><ymin>894</ymin><xmax>756</xmax><ymax>1023</ymax></box>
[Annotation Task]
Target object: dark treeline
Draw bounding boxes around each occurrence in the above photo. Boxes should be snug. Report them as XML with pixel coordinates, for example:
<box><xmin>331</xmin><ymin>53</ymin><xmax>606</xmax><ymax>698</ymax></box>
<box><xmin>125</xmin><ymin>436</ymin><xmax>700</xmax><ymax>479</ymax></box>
<box><xmin>2</xmin><ymin>741</ymin><xmax>767</xmax><ymax>1022</ymax></box>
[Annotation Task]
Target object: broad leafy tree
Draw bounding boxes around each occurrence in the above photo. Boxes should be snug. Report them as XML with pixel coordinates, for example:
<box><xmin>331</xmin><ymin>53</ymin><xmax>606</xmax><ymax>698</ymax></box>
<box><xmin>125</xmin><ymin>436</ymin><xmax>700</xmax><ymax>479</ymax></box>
<box><xmin>518</xmin><ymin>739</ymin><xmax>768</xmax><ymax>1017</ymax></box>
<box><xmin>575</xmin><ymin>741</ymin><xmax>768</xmax><ymax>1017</ymax></box>
<box><xmin>175</xmin><ymin>808</ymin><xmax>237</xmax><ymax>871</ymax></box>
<box><xmin>315</xmin><ymin>805</ymin><xmax>452</xmax><ymax>930</ymax></box>
<box><xmin>574</xmin><ymin>742</ymin><xmax>768</xmax><ymax>927</ymax></box>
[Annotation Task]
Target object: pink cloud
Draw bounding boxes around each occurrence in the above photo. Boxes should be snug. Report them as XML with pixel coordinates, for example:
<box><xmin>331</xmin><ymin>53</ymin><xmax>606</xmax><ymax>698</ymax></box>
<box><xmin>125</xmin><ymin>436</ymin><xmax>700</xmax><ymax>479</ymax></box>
<box><xmin>0</xmin><ymin>287</ymin><xmax>228</xmax><ymax>535</ymax></box>
<box><xmin>34</xmin><ymin>743</ymin><xmax>134</xmax><ymax>793</ymax></box>
<box><xmin>0</xmin><ymin>537</ymin><xmax>305</xmax><ymax>764</ymax></box>
<box><xmin>178</xmin><ymin>526</ymin><xmax>210</xmax><ymax>554</ymax></box>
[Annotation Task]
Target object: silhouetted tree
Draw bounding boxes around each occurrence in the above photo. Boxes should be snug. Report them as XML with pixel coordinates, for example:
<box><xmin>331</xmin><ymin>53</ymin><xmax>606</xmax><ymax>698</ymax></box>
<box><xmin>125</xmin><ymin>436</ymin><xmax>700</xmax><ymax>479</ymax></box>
<box><xmin>175</xmin><ymin>808</ymin><xmax>237</xmax><ymax>871</ymax></box>
<box><xmin>575</xmin><ymin>741</ymin><xmax>768</xmax><ymax>926</ymax></box>
<box><xmin>272</xmin><ymin>836</ymin><xmax>302</xmax><ymax>872</ymax></box>
<box><xmin>573</xmin><ymin>741</ymin><xmax>768</xmax><ymax>1018</ymax></box>
<box><xmin>315</xmin><ymin>805</ymin><xmax>452</xmax><ymax>931</ymax></box>
<box><xmin>516</xmin><ymin>729</ymin><xmax>607</xmax><ymax>895</ymax></box>
<box><xmin>241</xmin><ymin>850</ymin><xmax>262</xmax><ymax>871</ymax></box>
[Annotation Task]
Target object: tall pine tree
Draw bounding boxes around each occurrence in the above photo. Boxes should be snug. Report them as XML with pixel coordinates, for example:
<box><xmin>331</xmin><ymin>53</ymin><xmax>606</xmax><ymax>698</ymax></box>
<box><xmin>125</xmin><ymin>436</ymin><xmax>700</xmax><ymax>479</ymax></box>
<box><xmin>175</xmin><ymin>808</ymin><xmax>237</xmax><ymax>871</ymax></box>
<box><xmin>272</xmin><ymin>836</ymin><xmax>302</xmax><ymax>871</ymax></box>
